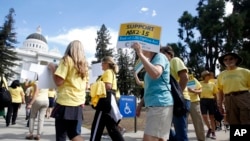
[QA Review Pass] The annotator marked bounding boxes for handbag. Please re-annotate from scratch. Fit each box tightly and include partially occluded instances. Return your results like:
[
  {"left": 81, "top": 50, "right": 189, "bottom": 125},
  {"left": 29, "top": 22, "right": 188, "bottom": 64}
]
[
  {"left": 164, "top": 74, "right": 187, "bottom": 117},
  {"left": 0, "top": 76, "right": 12, "bottom": 109},
  {"left": 91, "top": 72, "right": 116, "bottom": 113},
  {"left": 94, "top": 90, "right": 113, "bottom": 113}
]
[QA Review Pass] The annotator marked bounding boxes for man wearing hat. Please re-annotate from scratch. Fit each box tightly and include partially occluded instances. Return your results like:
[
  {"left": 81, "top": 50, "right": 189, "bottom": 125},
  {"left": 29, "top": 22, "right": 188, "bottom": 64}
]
[{"left": 217, "top": 52, "right": 250, "bottom": 125}]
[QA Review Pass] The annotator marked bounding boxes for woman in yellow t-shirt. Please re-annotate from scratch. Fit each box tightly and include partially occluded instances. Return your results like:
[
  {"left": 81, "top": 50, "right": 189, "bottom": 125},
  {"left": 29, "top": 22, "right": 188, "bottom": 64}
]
[
  {"left": 48, "top": 40, "right": 88, "bottom": 141},
  {"left": 90, "top": 56, "right": 124, "bottom": 141},
  {"left": 187, "top": 74, "right": 206, "bottom": 141},
  {"left": 6, "top": 80, "right": 25, "bottom": 127},
  {"left": 200, "top": 71, "right": 218, "bottom": 139}
]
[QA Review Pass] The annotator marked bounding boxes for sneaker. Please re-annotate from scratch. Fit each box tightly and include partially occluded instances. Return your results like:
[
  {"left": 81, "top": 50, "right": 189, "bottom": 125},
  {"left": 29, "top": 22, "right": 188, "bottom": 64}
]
[
  {"left": 120, "top": 128, "right": 126, "bottom": 135},
  {"left": 211, "top": 132, "right": 216, "bottom": 139},
  {"left": 101, "top": 134, "right": 109, "bottom": 139},
  {"left": 216, "top": 126, "right": 222, "bottom": 131},
  {"left": 206, "top": 129, "right": 211, "bottom": 138}
]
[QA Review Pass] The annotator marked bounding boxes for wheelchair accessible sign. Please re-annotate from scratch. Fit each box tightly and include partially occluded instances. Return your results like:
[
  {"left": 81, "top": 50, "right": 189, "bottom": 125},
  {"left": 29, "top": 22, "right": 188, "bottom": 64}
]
[{"left": 119, "top": 95, "right": 136, "bottom": 118}]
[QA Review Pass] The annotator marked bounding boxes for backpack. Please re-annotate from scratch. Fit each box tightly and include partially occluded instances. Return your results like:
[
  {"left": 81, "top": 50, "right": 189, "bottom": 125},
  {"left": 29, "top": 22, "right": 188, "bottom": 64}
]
[
  {"left": 168, "top": 75, "right": 187, "bottom": 117},
  {"left": 0, "top": 76, "right": 12, "bottom": 109}
]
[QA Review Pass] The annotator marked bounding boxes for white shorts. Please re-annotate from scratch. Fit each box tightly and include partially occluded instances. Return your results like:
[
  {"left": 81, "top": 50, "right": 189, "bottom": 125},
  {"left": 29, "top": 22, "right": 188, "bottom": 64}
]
[{"left": 144, "top": 106, "right": 173, "bottom": 140}]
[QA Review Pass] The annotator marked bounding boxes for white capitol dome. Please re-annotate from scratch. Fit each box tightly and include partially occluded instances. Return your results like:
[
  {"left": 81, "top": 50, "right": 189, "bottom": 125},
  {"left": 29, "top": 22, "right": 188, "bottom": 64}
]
[{"left": 20, "top": 26, "right": 49, "bottom": 52}]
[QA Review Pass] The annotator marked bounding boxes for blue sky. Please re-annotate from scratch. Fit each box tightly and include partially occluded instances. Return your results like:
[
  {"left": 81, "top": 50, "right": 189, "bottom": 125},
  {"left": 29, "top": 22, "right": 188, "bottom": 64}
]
[{"left": 0, "top": 0, "right": 233, "bottom": 63}]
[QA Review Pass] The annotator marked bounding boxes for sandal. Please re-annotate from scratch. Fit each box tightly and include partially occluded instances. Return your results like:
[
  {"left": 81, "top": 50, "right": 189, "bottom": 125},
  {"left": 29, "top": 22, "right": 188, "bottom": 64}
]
[
  {"left": 25, "top": 134, "right": 33, "bottom": 140},
  {"left": 34, "top": 135, "right": 40, "bottom": 140}
]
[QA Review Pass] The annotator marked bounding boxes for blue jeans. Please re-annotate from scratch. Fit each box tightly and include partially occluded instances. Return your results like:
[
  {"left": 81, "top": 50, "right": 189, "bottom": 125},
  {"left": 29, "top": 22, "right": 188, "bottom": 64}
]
[
  {"left": 76, "top": 118, "right": 82, "bottom": 134},
  {"left": 169, "top": 99, "right": 191, "bottom": 141}
]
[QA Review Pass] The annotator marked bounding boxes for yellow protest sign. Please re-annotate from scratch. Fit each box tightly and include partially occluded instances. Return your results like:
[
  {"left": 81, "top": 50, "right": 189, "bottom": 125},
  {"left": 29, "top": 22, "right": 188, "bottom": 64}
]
[{"left": 117, "top": 22, "right": 161, "bottom": 53}]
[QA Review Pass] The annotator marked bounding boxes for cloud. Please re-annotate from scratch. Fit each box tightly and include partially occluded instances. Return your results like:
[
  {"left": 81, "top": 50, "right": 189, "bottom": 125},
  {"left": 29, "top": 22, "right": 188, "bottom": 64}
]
[
  {"left": 140, "top": 7, "right": 149, "bottom": 13},
  {"left": 225, "top": 1, "right": 233, "bottom": 16},
  {"left": 152, "top": 10, "right": 157, "bottom": 17},
  {"left": 47, "top": 26, "right": 118, "bottom": 64},
  {"left": 139, "top": 7, "right": 157, "bottom": 17}
]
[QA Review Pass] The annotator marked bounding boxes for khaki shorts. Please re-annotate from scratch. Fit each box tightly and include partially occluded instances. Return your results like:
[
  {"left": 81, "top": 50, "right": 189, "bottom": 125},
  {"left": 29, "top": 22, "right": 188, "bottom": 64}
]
[{"left": 144, "top": 106, "right": 173, "bottom": 139}]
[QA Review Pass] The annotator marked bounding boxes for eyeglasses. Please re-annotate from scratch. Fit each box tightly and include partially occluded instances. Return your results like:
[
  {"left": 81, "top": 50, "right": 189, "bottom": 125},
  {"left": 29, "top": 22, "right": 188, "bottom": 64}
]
[{"left": 223, "top": 57, "right": 234, "bottom": 62}]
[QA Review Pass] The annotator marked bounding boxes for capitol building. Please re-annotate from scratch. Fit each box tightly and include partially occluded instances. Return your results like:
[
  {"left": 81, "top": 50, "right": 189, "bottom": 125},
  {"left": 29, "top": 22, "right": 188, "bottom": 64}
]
[{"left": 12, "top": 26, "right": 62, "bottom": 82}]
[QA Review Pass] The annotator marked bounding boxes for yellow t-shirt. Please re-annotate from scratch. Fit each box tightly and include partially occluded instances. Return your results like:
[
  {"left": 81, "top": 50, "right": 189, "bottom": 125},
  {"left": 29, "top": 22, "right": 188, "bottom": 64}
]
[
  {"left": 55, "top": 56, "right": 87, "bottom": 106},
  {"left": 209, "top": 79, "right": 217, "bottom": 84},
  {"left": 200, "top": 81, "right": 217, "bottom": 99},
  {"left": 217, "top": 67, "right": 250, "bottom": 95},
  {"left": 170, "top": 57, "right": 190, "bottom": 100},
  {"left": 9, "top": 86, "right": 24, "bottom": 103},
  {"left": 48, "top": 89, "right": 56, "bottom": 98},
  {"left": 101, "top": 69, "right": 122, "bottom": 99},
  {"left": 101, "top": 69, "right": 117, "bottom": 91},
  {"left": 188, "top": 77, "right": 201, "bottom": 102}
]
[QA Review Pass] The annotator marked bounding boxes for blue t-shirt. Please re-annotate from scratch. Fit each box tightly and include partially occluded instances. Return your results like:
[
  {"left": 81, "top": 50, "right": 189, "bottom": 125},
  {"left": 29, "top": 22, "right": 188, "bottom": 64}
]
[{"left": 144, "top": 53, "right": 173, "bottom": 107}]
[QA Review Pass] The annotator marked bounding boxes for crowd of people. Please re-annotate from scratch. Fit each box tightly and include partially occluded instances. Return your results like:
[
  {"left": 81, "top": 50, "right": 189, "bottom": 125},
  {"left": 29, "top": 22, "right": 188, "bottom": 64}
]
[{"left": 0, "top": 39, "right": 249, "bottom": 141}]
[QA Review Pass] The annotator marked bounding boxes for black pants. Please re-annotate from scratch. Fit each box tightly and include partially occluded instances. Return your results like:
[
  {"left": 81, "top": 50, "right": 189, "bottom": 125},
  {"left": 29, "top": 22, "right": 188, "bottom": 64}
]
[
  {"left": 6, "top": 103, "right": 21, "bottom": 126},
  {"left": 5, "top": 103, "right": 12, "bottom": 126},
  {"left": 90, "top": 110, "right": 124, "bottom": 141}
]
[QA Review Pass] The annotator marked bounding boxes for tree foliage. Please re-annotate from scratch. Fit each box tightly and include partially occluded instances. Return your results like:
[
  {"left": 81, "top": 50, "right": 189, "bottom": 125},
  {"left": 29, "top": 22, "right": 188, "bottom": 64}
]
[
  {"left": 226, "top": 0, "right": 250, "bottom": 68},
  {"left": 0, "top": 8, "right": 20, "bottom": 80},
  {"left": 175, "top": 0, "right": 250, "bottom": 78},
  {"left": 92, "top": 24, "right": 113, "bottom": 64},
  {"left": 116, "top": 49, "right": 136, "bottom": 95}
]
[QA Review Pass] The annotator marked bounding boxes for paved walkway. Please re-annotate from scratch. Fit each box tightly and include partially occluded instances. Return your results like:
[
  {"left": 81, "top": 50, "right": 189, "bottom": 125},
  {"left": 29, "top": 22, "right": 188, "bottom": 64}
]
[{"left": 0, "top": 104, "right": 230, "bottom": 141}]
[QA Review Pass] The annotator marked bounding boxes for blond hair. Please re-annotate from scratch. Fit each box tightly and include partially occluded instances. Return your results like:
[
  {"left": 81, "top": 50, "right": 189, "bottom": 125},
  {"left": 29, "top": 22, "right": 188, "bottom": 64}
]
[
  {"left": 63, "top": 40, "right": 88, "bottom": 79},
  {"left": 102, "top": 56, "right": 119, "bottom": 74}
]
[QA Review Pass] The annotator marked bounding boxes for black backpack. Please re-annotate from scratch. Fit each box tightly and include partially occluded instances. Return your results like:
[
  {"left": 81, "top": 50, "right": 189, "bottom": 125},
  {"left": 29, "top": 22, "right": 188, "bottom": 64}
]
[
  {"left": 0, "top": 76, "right": 12, "bottom": 109},
  {"left": 167, "top": 75, "right": 187, "bottom": 117}
]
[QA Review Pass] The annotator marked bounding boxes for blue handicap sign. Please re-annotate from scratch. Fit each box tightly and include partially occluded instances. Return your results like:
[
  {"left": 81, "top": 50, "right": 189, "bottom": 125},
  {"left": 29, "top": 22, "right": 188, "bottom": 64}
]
[{"left": 119, "top": 95, "right": 136, "bottom": 118}]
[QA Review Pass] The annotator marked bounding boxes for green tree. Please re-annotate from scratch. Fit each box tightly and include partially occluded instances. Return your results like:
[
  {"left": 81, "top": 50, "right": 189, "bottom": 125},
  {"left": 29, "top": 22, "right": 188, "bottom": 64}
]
[
  {"left": 177, "top": 10, "right": 205, "bottom": 77},
  {"left": 176, "top": 0, "right": 233, "bottom": 76},
  {"left": 116, "top": 48, "right": 135, "bottom": 95},
  {"left": 225, "top": 0, "right": 250, "bottom": 68},
  {"left": 92, "top": 24, "right": 113, "bottom": 64},
  {"left": 0, "top": 8, "right": 20, "bottom": 80},
  {"left": 196, "top": 0, "right": 225, "bottom": 72}
]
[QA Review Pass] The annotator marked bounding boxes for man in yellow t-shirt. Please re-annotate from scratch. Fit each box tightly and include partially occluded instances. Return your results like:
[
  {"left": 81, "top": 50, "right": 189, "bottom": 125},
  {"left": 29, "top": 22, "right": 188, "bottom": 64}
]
[
  {"left": 160, "top": 46, "right": 189, "bottom": 141},
  {"left": 217, "top": 52, "right": 250, "bottom": 125}
]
